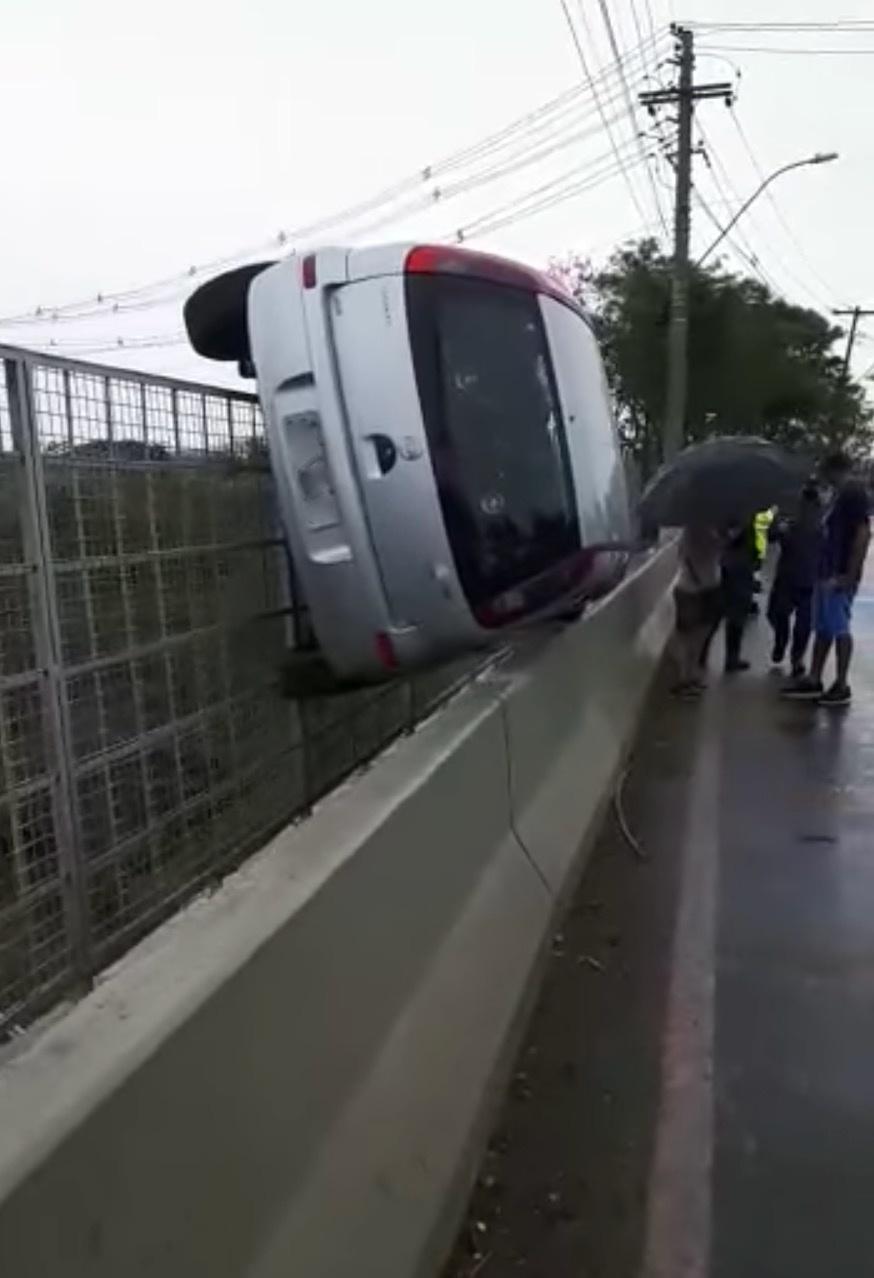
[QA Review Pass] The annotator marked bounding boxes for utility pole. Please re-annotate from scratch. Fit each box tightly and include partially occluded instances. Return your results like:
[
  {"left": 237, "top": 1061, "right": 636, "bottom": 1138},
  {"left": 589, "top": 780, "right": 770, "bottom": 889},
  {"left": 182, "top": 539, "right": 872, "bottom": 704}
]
[
  {"left": 663, "top": 25, "right": 692, "bottom": 464},
  {"left": 833, "top": 306, "right": 874, "bottom": 376},
  {"left": 640, "top": 27, "right": 733, "bottom": 460}
]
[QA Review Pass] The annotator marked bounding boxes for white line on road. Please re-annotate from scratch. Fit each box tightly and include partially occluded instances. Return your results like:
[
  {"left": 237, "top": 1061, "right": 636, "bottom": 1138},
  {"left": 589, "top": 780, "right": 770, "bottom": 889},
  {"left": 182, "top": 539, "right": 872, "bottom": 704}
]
[{"left": 640, "top": 698, "right": 720, "bottom": 1278}]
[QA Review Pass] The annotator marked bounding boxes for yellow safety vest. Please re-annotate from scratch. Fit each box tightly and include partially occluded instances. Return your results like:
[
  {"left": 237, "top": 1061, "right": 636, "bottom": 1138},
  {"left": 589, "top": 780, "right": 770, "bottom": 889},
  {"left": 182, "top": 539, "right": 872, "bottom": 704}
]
[{"left": 754, "top": 508, "right": 774, "bottom": 560}]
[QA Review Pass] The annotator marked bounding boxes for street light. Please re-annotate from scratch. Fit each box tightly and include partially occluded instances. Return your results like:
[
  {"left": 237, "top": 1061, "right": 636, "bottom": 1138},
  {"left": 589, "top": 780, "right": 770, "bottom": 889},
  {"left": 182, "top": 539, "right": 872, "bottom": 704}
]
[{"left": 697, "top": 151, "right": 838, "bottom": 267}]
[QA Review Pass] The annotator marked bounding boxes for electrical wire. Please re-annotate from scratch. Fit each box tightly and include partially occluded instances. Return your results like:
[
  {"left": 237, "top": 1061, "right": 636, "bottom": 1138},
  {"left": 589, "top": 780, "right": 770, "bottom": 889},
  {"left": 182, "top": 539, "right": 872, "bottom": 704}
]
[
  {"left": 451, "top": 139, "right": 645, "bottom": 239},
  {"left": 11, "top": 78, "right": 619, "bottom": 325},
  {"left": 692, "top": 186, "right": 782, "bottom": 294},
  {"left": 559, "top": 0, "right": 652, "bottom": 228},
  {"left": 289, "top": 93, "right": 636, "bottom": 248},
  {"left": 697, "top": 139, "right": 764, "bottom": 272},
  {"left": 593, "top": 0, "right": 671, "bottom": 236},
  {"left": 728, "top": 108, "right": 837, "bottom": 308},
  {"left": 689, "top": 21, "right": 874, "bottom": 32},
  {"left": 700, "top": 44, "right": 874, "bottom": 56},
  {"left": 28, "top": 152, "right": 650, "bottom": 356},
  {"left": 697, "top": 121, "right": 832, "bottom": 313},
  {"left": 25, "top": 144, "right": 647, "bottom": 356},
  {"left": 0, "top": 30, "right": 668, "bottom": 329},
  {"left": 626, "top": 0, "right": 647, "bottom": 55},
  {"left": 453, "top": 156, "right": 649, "bottom": 242},
  {"left": 640, "top": 0, "right": 658, "bottom": 46}
]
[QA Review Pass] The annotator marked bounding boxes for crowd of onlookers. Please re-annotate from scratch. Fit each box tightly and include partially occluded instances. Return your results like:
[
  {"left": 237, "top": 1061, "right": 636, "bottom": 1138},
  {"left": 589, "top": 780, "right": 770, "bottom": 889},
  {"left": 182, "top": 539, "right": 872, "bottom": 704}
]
[{"left": 672, "top": 451, "right": 871, "bottom": 709}]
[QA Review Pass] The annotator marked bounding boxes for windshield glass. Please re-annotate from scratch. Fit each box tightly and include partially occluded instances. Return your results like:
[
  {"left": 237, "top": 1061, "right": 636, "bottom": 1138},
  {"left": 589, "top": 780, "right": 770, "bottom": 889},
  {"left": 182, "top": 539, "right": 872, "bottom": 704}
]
[{"left": 406, "top": 273, "right": 580, "bottom": 614}]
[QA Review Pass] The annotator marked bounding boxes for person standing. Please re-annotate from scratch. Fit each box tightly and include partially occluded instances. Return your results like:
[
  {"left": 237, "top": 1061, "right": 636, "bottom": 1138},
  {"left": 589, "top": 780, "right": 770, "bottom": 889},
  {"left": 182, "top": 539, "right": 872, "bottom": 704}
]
[
  {"left": 784, "top": 452, "right": 870, "bottom": 707},
  {"left": 767, "top": 484, "right": 823, "bottom": 678},
  {"left": 720, "top": 521, "right": 758, "bottom": 672},
  {"left": 672, "top": 525, "right": 723, "bottom": 697}
]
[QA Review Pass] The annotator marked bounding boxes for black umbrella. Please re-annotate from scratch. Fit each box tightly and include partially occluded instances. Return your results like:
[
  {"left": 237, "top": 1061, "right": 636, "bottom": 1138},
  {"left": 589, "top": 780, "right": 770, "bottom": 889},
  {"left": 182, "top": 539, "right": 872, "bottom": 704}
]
[{"left": 639, "top": 436, "right": 807, "bottom": 529}]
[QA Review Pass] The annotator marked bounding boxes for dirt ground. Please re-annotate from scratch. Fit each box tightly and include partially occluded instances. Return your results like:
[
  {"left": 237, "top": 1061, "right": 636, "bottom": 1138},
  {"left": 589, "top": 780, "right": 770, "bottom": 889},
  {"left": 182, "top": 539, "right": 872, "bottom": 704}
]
[{"left": 441, "top": 680, "right": 695, "bottom": 1278}]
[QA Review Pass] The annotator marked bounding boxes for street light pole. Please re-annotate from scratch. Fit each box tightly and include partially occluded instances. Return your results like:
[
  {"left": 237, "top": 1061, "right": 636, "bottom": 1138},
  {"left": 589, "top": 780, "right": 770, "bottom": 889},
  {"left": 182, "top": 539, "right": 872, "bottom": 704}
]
[{"left": 697, "top": 152, "right": 838, "bottom": 267}]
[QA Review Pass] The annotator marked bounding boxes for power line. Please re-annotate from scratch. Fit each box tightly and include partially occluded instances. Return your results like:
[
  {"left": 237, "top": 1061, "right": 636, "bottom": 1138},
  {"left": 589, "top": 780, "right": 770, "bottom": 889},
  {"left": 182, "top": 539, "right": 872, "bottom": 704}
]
[
  {"left": 690, "top": 20, "right": 874, "bottom": 32},
  {"left": 455, "top": 157, "right": 648, "bottom": 242},
  {"left": 701, "top": 44, "right": 874, "bottom": 56},
  {"left": 1, "top": 29, "right": 668, "bottom": 329},
  {"left": 626, "top": 0, "right": 647, "bottom": 52},
  {"left": 728, "top": 108, "right": 837, "bottom": 308},
  {"left": 335, "top": 94, "right": 637, "bottom": 245},
  {"left": 692, "top": 187, "right": 782, "bottom": 293},
  {"left": 63, "top": 91, "right": 641, "bottom": 335},
  {"left": 593, "top": 0, "right": 671, "bottom": 236},
  {"left": 452, "top": 141, "right": 646, "bottom": 240},
  {"left": 559, "top": 0, "right": 652, "bottom": 228},
  {"left": 641, "top": 0, "right": 658, "bottom": 44},
  {"left": 697, "top": 137, "right": 767, "bottom": 279},
  {"left": 697, "top": 121, "right": 833, "bottom": 313},
  {"left": 11, "top": 91, "right": 623, "bottom": 328},
  {"left": 28, "top": 145, "right": 649, "bottom": 356}
]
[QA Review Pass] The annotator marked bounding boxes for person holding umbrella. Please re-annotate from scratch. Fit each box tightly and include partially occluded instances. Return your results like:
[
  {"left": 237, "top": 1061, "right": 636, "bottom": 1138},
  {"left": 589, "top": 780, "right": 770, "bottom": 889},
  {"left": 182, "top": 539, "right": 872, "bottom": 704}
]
[
  {"left": 720, "top": 519, "right": 758, "bottom": 672},
  {"left": 638, "top": 436, "right": 805, "bottom": 693},
  {"left": 672, "top": 523, "right": 724, "bottom": 696}
]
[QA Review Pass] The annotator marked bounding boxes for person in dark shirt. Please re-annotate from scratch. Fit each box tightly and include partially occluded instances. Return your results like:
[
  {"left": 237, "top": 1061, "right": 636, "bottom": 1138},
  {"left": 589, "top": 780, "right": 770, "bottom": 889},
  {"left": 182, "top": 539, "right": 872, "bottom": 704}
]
[
  {"left": 784, "top": 452, "right": 871, "bottom": 706},
  {"left": 767, "top": 483, "right": 823, "bottom": 678},
  {"left": 697, "top": 519, "right": 757, "bottom": 674},
  {"left": 720, "top": 520, "right": 758, "bottom": 672}
]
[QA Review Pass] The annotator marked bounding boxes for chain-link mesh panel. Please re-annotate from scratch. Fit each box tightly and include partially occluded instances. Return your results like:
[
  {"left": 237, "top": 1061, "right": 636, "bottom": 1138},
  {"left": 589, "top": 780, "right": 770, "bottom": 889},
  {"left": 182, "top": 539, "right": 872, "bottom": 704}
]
[
  {"left": 0, "top": 364, "right": 73, "bottom": 1026},
  {"left": 0, "top": 346, "right": 491, "bottom": 1035},
  {"left": 26, "top": 358, "right": 303, "bottom": 973}
]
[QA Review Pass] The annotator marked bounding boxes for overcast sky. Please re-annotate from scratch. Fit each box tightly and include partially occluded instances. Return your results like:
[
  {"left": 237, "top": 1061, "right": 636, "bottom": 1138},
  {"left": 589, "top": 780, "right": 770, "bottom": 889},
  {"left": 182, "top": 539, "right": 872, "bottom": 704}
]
[{"left": 2, "top": 0, "right": 873, "bottom": 385}]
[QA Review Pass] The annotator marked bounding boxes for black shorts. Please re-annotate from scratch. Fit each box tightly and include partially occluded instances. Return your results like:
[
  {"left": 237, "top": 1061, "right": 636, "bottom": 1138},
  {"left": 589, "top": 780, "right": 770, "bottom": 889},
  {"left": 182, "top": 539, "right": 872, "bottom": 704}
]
[{"left": 674, "top": 586, "right": 723, "bottom": 633}]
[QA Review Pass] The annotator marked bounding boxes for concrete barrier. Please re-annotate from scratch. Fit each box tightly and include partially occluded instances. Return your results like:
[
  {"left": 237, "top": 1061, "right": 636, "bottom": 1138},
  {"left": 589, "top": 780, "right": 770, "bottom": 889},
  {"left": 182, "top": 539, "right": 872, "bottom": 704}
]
[
  {"left": 503, "top": 546, "right": 677, "bottom": 893},
  {"left": 0, "top": 544, "right": 676, "bottom": 1278}
]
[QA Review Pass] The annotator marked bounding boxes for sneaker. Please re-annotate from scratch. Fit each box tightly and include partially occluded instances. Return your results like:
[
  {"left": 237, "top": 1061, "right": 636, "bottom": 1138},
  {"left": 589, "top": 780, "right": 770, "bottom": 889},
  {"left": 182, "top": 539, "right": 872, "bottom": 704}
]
[
  {"left": 725, "top": 659, "right": 751, "bottom": 674},
  {"left": 819, "top": 683, "right": 852, "bottom": 708},
  {"left": 771, "top": 647, "right": 786, "bottom": 666},
  {"left": 790, "top": 663, "right": 806, "bottom": 680},
  {"left": 781, "top": 677, "right": 824, "bottom": 700}
]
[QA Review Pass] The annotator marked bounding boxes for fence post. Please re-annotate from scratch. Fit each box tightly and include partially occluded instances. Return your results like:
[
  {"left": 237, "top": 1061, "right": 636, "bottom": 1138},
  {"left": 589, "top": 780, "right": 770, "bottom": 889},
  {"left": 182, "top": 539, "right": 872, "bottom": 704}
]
[{"left": 6, "top": 357, "right": 92, "bottom": 991}]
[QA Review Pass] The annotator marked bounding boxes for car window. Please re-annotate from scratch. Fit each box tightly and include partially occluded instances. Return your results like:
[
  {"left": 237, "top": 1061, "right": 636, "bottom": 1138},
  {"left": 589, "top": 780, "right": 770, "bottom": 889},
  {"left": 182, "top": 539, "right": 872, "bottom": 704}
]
[{"left": 406, "top": 274, "right": 579, "bottom": 612}]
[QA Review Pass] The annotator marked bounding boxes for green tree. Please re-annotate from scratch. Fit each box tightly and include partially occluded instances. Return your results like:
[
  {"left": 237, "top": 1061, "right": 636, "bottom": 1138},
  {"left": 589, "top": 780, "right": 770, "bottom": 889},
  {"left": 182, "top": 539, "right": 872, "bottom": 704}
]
[{"left": 552, "top": 239, "right": 872, "bottom": 475}]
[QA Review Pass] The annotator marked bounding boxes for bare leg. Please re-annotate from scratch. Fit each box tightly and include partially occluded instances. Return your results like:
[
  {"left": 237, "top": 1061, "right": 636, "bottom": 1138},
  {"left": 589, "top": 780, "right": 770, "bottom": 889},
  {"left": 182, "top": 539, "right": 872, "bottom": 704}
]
[
  {"left": 836, "top": 633, "right": 853, "bottom": 686},
  {"left": 809, "top": 634, "right": 832, "bottom": 684}
]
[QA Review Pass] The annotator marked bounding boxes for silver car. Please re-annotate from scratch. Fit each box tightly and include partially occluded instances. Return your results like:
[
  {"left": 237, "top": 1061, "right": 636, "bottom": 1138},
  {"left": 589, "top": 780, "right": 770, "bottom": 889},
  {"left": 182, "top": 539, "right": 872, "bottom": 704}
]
[{"left": 185, "top": 243, "right": 632, "bottom": 683}]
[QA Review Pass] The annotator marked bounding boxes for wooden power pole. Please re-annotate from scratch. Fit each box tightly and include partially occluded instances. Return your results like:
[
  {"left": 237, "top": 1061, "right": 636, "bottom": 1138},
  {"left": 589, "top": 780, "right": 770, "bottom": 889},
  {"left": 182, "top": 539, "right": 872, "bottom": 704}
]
[
  {"left": 833, "top": 306, "right": 874, "bottom": 376},
  {"left": 640, "top": 27, "right": 733, "bottom": 460}
]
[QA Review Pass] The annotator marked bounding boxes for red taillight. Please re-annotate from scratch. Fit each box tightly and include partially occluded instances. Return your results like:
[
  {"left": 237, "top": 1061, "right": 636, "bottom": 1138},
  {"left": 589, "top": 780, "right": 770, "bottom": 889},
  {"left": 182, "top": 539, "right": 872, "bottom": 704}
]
[
  {"left": 404, "top": 244, "right": 582, "bottom": 314},
  {"left": 374, "top": 631, "right": 398, "bottom": 671},
  {"left": 302, "top": 254, "right": 317, "bottom": 289}
]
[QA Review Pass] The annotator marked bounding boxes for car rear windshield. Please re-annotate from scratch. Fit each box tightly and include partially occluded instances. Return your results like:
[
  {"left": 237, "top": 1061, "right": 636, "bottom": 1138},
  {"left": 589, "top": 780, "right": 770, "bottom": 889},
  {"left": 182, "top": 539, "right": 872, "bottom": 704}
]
[{"left": 406, "top": 273, "right": 580, "bottom": 614}]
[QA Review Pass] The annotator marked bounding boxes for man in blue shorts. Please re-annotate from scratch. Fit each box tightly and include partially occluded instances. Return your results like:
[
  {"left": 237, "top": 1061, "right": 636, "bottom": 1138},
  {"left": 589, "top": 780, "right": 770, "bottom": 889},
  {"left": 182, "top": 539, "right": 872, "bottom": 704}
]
[{"left": 784, "top": 451, "right": 870, "bottom": 707}]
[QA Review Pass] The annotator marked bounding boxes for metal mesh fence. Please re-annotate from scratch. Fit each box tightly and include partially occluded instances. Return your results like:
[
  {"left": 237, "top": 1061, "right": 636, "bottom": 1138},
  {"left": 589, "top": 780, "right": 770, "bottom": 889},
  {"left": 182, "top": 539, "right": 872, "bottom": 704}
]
[{"left": 0, "top": 346, "right": 484, "bottom": 1035}]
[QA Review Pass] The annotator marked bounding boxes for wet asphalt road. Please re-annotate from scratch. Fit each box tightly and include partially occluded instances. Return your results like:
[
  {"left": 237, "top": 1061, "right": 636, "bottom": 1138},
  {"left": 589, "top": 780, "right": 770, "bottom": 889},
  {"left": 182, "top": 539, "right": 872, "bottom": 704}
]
[{"left": 444, "top": 576, "right": 874, "bottom": 1278}]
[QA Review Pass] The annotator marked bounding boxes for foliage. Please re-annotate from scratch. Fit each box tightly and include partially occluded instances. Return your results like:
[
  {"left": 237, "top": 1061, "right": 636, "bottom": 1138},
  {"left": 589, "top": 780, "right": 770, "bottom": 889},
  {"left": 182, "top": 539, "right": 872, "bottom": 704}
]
[{"left": 551, "top": 239, "right": 873, "bottom": 475}]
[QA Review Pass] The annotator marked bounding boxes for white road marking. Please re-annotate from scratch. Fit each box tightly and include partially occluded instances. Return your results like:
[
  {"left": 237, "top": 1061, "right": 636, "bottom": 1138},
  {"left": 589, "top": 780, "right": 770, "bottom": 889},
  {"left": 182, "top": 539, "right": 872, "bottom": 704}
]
[{"left": 640, "top": 699, "right": 720, "bottom": 1278}]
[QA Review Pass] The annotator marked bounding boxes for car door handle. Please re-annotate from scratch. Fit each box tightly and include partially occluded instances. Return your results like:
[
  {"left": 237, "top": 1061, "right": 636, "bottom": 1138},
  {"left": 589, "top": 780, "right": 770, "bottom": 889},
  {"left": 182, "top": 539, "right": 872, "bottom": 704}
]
[{"left": 364, "top": 433, "right": 398, "bottom": 476}]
